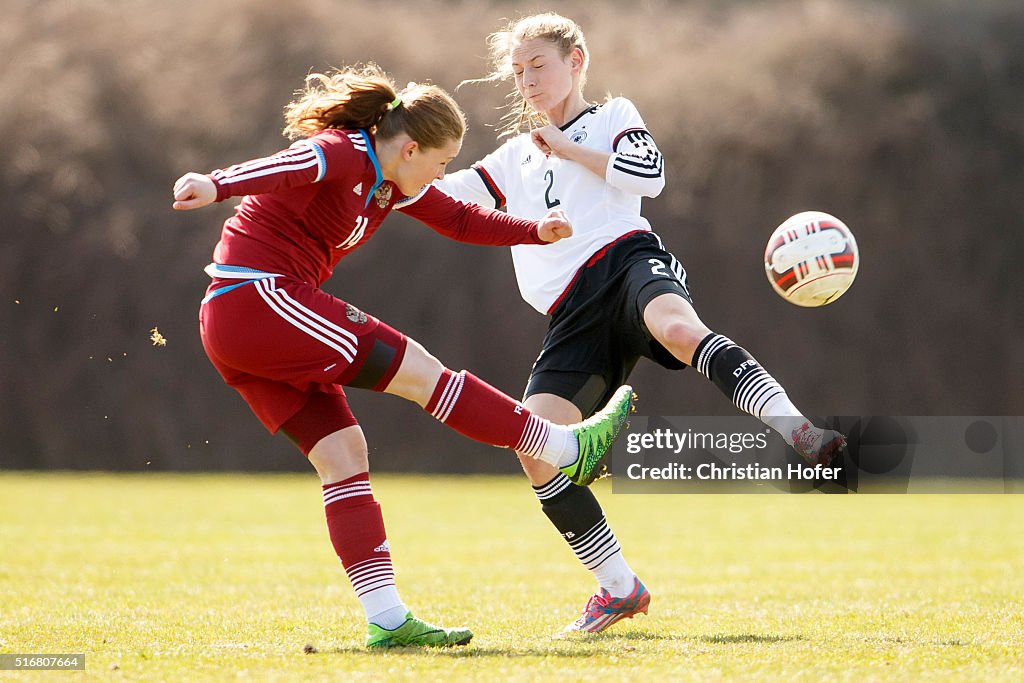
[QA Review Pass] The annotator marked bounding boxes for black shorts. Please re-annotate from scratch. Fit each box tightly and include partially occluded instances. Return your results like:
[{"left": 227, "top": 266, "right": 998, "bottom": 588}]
[{"left": 524, "top": 230, "right": 693, "bottom": 417}]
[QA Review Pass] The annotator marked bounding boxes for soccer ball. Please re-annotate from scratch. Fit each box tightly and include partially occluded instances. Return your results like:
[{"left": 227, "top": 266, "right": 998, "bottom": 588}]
[{"left": 764, "top": 211, "right": 859, "bottom": 307}]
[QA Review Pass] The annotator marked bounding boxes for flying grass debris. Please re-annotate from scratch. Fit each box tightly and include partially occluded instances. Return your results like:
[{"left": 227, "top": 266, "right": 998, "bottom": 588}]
[{"left": 150, "top": 327, "right": 167, "bottom": 346}]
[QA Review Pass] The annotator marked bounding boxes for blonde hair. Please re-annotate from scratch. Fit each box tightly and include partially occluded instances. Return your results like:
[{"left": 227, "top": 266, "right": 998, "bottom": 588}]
[
  {"left": 465, "top": 13, "right": 589, "bottom": 137},
  {"left": 283, "top": 63, "right": 465, "bottom": 149}
]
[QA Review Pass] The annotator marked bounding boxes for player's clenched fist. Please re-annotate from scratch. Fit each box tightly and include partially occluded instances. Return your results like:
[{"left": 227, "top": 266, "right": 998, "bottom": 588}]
[
  {"left": 536, "top": 209, "right": 573, "bottom": 243},
  {"left": 172, "top": 172, "right": 217, "bottom": 210}
]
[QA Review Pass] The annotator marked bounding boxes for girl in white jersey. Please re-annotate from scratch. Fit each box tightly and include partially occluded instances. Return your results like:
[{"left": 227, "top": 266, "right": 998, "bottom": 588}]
[{"left": 436, "top": 13, "right": 846, "bottom": 635}]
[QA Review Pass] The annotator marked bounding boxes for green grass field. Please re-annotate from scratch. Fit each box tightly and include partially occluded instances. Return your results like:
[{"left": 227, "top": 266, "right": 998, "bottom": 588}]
[{"left": 1, "top": 472, "right": 1021, "bottom": 681}]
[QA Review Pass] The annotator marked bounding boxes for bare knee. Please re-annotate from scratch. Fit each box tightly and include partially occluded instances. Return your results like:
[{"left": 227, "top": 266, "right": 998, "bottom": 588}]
[
  {"left": 517, "top": 450, "right": 561, "bottom": 486},
  {"left": 382, "top": 338, "right": 444, "bottom": 406},
  {"left": 643, "top": 294, "right": 711, "bottom": 364},
  {"left": 307, "top": 426, "right": 369, "bottom": 484},
  {"left": 515, "top": 393, "right": 581, "bottom": 486},
  {"left": 656, "top": 319, "right": 709, "bottom": 362}
]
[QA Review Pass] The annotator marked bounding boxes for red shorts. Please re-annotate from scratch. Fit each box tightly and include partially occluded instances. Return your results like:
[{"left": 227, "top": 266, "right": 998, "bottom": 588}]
[{"left": 199, "top": 276, "right": 407, "bottom": 436}]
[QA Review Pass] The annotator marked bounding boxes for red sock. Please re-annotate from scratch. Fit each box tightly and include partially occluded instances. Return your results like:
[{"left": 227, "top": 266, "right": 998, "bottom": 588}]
[
  {"left": 322, "top": 473, "right": 402, "bottom": 616},
  {"left": 424, "top": 369, "right": 551, "bottom": 456}
]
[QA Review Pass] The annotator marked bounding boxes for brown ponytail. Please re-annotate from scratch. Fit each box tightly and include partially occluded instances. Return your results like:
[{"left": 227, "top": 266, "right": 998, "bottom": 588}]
[{"left": 283, "top": 63, "right": 465, "bottom": 150}]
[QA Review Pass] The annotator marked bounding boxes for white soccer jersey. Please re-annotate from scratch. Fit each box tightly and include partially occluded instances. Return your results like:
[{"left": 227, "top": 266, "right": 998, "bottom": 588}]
[{"left": 434, "top": 97, "right": 665, "bottom": 313}]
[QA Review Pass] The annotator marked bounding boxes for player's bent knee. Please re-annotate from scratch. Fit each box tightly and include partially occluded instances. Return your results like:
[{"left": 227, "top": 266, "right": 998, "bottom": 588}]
[
  {"left": 657, "top": 320, "right": 708, "bottom": 362},
  {"left": 307, "top": 426, "right": 370, "bottom": 484},
  {"left": 517, "top": 450, "right": 560, "bottom": 484},
  {"left": 383, "top": 338, "right": 444, "bottom": 405}
]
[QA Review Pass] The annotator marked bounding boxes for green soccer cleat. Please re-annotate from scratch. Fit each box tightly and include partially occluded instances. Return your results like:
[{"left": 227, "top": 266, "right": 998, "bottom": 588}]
[
  {"left": 561, "top": 385, "right": 636, "bottom": 486},
  {"left": 365, "top": 612, "right": 473, "bottom": 649}
]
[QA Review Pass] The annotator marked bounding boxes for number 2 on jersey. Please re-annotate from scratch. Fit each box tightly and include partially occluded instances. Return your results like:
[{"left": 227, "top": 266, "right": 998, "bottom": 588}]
[{"left": 544, "top": 169, "right": 561, "bottom": 209}]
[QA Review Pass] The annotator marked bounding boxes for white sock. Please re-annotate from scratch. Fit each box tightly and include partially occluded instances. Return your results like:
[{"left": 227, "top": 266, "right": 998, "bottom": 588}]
[
  {"left": 593, "top": 554, "right": 637, "bottom": 598},
  {"left": 515, "top": 414, "right": 580, "bottom": 467},
  {"left": 534, "top": 424, "right": 579, "bottom": 468},
  {"left": 363, "top": 587, "right": 408, "bottom": 629},
  {"left": 760, "top": 393, "right": 807, "bottom": 446}
]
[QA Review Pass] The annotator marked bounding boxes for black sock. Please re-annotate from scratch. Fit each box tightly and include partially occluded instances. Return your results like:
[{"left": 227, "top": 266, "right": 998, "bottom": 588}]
[
  {"left": 533, "top": 474, "right": 621, "bottom": 571},
  {"left": 691, "top": 332, "right": 788, "bottom": 418}
]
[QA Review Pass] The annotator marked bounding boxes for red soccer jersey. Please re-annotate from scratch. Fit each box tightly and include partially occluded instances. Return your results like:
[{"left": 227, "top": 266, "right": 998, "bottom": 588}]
[{"left": 207, "top": 128, "right": 545, "bottom": 286}]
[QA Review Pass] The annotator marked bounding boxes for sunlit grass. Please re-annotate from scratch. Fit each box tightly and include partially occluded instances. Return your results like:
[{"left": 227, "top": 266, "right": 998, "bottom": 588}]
[{"left": 1, "top": 473, "right": 1021, "bottom": 681}]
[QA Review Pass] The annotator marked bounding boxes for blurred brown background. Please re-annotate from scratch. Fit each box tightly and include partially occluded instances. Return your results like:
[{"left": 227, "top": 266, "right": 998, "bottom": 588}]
[{"left": 2, "top": 0, "right": 1022, "bottom": 471}]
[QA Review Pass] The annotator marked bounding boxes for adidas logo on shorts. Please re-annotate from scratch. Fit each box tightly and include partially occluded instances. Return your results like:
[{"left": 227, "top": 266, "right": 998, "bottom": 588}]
[{"left": 373, "top": 540, "right": 390, "bottom": 553}]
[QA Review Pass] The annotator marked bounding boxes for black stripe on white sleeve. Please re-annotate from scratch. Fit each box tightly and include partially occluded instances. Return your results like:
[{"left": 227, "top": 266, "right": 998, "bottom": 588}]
[
  {"left": 472, "top": 164, "right": 506, "bottom": 209},
  {"left": 611, "top": 128, "right": 664, "bottom": 178},
  {"left": 613, "top": 154, "right": 664, "bottom": 178}
]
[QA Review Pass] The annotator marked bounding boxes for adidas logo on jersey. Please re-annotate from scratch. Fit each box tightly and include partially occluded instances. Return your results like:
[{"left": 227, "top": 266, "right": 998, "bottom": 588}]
[
  {"left": 373, "top": 540, "right": 390, "bottom": 553},
  {"left": 522, "top": 154, "right": 532, "bottom": 165},
  {"left": 352, "top": 182, "right": 363, "bottom": 196}
]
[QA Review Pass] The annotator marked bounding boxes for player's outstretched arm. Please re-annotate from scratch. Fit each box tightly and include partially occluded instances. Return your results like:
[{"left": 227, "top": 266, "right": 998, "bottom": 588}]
[
  {"left": 172, "top": 172, "right": 217, "bottom": 211},
  {"left": 398, "top": 185, "right": 567, "bottom": 246}
]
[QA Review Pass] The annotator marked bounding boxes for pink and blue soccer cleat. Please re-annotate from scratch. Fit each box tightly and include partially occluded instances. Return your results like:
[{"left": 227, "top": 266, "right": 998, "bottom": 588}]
[
  {"left": 560, "top": 577, "right": 651, "bottom": 635},
  {"left": 791, "top": 422, "right": 847, "bottom": 467}
]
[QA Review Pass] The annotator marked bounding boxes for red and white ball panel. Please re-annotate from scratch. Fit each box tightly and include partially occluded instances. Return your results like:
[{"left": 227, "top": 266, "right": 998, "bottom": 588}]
[{"left": 764, "top": 211, "right": 859, "bottom": 307}]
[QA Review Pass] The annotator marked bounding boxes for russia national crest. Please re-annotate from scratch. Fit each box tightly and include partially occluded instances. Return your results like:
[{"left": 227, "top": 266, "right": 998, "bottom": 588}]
[
  {"left": 374, "top": 184, "right": 393, "bottom": 208},
  {"left": 345, "top": 304, "right": 367, "bottom": 324}
]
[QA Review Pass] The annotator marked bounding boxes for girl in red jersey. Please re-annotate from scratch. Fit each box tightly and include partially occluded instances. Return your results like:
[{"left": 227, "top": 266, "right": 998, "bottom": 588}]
[{"left": 171, "top": 64, "right": 635, "bottom": 648}]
